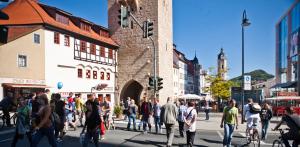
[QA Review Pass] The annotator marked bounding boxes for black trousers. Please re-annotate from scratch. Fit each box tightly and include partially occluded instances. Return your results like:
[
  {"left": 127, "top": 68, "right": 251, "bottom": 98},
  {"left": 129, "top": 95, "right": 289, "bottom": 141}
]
[
  {"left": 178, "top": 121, "right": 184, "bottom": 137},
  {"left": 186, "top": 130, "right": 196, "bottom": 146},
  {"left": 11, "top": 129, "right": 32, "bottom": 147}
]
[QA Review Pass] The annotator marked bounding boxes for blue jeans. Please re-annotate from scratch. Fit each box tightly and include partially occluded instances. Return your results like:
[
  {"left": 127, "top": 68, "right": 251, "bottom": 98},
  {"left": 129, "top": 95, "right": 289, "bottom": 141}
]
[
  {"left": 261, "top": 120, "right": 269, "bottom": 140},
  {"left": 223, "top": 123, "right": 235, "bottom": 147},
  {"left": 154, "top": 116, "right": 161, "bottom": 133},
  {"left": 127, "top": 114, "right": 136, "bottom": 130},
  {"left": 142, "top": 115, "right": 151, "bottom": 132},
  {"left": 31, "top": 126, "right": 57, "bottom": 147},
  {"left": 83, "top": 130, "right": 99, "bottom": 147}
]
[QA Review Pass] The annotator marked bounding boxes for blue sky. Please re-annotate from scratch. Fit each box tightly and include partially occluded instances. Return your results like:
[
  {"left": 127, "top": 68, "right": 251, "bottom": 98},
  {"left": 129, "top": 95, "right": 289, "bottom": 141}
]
[{"left": 1, "top": 0, "right": 295, "bottom": 78}]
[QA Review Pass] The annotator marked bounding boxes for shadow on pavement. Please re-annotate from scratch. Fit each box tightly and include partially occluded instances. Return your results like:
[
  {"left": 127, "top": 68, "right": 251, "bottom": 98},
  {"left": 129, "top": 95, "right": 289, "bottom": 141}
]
[{"left": 202, "top": 138, "right": 223, "bottom": 144}]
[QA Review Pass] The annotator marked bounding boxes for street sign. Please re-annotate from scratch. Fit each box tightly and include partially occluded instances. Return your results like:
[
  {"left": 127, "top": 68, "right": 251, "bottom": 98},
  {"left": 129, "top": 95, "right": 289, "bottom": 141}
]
[{"left": 244, "top": 75, "right": 251, "bottom": 90}]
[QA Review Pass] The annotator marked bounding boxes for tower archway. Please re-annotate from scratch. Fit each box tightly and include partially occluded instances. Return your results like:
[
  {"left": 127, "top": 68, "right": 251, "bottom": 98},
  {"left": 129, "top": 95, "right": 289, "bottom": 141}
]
[{"left": 120, "top": 80, "right": 143, "bottom": 105}]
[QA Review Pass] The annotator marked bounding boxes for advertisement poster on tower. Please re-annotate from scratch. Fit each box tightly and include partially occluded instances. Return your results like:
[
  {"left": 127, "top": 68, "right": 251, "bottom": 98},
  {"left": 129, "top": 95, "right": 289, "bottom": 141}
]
[{"left": 290, "top": 30, "right": 300, "bottom": 57}]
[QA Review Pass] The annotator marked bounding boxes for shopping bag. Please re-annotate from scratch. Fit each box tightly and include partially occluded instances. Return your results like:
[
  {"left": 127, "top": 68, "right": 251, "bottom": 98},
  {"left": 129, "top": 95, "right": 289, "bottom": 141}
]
[{"left": 100, "top": 122, "right": 106, "bottom": 135}]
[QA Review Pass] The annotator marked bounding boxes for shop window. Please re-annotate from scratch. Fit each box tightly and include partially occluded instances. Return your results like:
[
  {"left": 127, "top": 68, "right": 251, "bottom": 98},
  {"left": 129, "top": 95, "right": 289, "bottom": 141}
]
[
  {"left": 86, "top": 70, "right": 91, "bottom": 79},
  {"left": 105, "top": 94, "right": 111, "bottom": 102},
  {"left": 54, "top": 32, "right": 60, "bottom": 44},
  {"left": 78, "top": 69, "right": 82, "bottom": 78},
  {"left": 107, "top": 72, "right": 110, "bottom": 80},
  {"left": 93, "top": 71, "right": 97, "bottom": 79},
  {"left": 80, "top": 41, "right": 87, "bottom": 52},
  {"left": 100, "top": 72, "right": 104, "bottom": 80},
  {"left": 98, "top": 94, "right": 103, "bottom": 103},
  {"left": 90, "top": 44, "right": 96, "bottom": 55},
  {"left": 18, "top": 55, "right": 27, "bottom": 67},
  {"left": 100, "top": 46, "right": 105, "bottom": 57},
  {"left": 64, "top": 35, "right": 70, "bottom": 46},
  {"left": 34, "top": 34, "right": 40, "bottom": 44}
]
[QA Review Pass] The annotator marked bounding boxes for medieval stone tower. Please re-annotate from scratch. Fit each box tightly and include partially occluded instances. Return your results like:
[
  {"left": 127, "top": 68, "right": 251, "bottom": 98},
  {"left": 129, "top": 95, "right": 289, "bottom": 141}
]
[
  {"left": 218, "top": 48, "right": 227, "bottom": 80},
  {"left": 108, "top": 0, "right": 173, "bottom": 104}
]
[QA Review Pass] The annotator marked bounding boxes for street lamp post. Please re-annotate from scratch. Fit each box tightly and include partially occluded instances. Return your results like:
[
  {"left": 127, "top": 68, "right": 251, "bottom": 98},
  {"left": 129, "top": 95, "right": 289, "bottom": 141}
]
[{"left": 241, "top": 10, "right": 250, "bottom": 124}]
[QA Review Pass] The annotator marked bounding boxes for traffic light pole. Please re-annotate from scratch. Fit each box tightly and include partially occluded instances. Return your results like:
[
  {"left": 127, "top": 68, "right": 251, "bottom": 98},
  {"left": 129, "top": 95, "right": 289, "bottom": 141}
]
[{"left": 128, "top": 11, "right": 157, "bottom": 97}]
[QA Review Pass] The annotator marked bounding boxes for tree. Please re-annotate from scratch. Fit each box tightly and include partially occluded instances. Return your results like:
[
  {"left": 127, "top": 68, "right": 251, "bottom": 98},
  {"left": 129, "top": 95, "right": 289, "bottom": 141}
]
[{"left": 204, "top": 68, "right": 233, "bottom": 100}]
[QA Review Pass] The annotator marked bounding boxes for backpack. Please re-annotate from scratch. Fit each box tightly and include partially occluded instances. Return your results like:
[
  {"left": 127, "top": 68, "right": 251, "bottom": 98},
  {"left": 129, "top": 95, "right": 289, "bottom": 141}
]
[{"left": 249, "top": 103, "right": 261, "bottom": 114}]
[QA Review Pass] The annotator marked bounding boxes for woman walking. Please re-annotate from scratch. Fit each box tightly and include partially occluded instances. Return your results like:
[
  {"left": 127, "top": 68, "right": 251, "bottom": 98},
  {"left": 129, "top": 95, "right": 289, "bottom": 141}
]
[
  {"left": 31, "top": 94, "right": 57, "bottom": 147},
  {"left": 220, "top": 99, "right": 239, "bottom": 147},
  {"left": 81, "top": 99, "right": 101, "bottom": 147},
  {"left": 184, "top": 101, "right": 197, "bottom": 147},
  {"left": 260, "top": 102, "right": 272, "bottom": 140},
  {"left": 11, "top": 97, "right": 32, "bottom": 147}
]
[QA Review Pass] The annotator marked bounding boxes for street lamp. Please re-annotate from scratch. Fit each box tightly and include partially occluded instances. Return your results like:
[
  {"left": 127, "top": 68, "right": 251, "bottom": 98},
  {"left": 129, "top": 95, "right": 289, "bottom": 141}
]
[{"left": 241, "top": 10, "right": 250, "bottom": 124}]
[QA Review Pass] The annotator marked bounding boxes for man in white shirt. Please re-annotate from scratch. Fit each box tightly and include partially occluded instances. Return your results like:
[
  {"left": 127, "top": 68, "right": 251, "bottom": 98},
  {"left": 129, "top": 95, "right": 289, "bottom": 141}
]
[{"left": 243, "top": 98, "right": 260, "bottom": 137}]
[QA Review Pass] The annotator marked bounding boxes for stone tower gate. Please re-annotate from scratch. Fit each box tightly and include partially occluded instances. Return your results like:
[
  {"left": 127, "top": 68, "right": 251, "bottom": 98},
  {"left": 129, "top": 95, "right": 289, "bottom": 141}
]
[{"left": 108, "top": 0, "right": 173, "bottom": 105}]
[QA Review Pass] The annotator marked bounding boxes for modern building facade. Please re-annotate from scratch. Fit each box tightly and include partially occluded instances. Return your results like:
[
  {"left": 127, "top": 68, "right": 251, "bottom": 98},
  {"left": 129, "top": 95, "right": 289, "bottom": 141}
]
[
  {"left": 275, "top": 0, "right": 300, "bottom": 95},
  {"left": 108, "top": 0, "right": 173, "bottom": 104},
  {"left": 0, "top": 0, "right": 118, "bottom": 102}
]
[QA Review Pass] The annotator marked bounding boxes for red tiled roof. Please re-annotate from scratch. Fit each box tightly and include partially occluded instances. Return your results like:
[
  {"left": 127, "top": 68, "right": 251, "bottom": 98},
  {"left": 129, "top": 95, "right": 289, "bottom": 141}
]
[{"left": 0, "top": 0, "right": 118, "bottom": 48}]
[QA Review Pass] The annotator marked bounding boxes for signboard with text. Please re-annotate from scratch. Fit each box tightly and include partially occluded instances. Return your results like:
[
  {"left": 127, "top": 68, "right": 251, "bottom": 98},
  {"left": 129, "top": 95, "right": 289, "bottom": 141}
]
[{"left": 244, "top": 75, "right": 251, "bottom": 90}]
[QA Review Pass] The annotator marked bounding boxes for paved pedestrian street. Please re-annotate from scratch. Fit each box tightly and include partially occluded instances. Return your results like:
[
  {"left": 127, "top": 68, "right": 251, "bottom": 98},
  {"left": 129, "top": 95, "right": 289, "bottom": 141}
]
[{"left": 0, "top": 113, "right": 284, "bottom": 147}]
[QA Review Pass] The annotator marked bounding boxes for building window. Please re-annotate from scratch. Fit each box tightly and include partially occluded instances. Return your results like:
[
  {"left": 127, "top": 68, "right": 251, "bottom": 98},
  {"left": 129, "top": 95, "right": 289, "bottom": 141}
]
[
  {"left": 18, "top": 55, "right": 27, "bottom": 67},
  {"left": 107, "top": 73, "right": 110, "bottom": 80},
  {"left": 56, "top": 13, "right": 69, "bottom": 25},
  {"left": 100, "top": 47, "right": 105, "bottom": 57},
  {"left": 54, "top": 32, "right": 60, "bottom": 44},
  {"left": 34, "top": 34, "right": 40, "bottom": 44},
  {"left": 100, "top": 72, "right": 104, "bottom": 80},
  {"left": 64, "top": 35, "right": 70, "bottom": 46},
  {"left": 78, "top": 69, "right": 83, "bottom": 78},
  {"left": 90, "top": 44, "right": 96, "bottom": 55},
  {"left": 80, "top": 22, "right": 91, "bottom": 32},
  {"left": 108, "top": 49, "right": 113, "bottom": 59},
  {"left": 86, "top": 70, "right": 91, "bottom": 79},
  {"left": 93, "top": 71, "right": 97, "bottom": 79},
  {"left": 80, "top": 41, "right": 87, "bottom": 52}
]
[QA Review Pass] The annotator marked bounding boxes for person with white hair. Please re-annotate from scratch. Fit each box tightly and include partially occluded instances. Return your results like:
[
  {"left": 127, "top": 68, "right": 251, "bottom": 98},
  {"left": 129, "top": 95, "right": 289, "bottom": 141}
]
[
  {"left": 127, "top": 99, "right": 138, "bottom": 131},
  {"left": 160, "top": 97, "right": 178, "bottom": 147}
]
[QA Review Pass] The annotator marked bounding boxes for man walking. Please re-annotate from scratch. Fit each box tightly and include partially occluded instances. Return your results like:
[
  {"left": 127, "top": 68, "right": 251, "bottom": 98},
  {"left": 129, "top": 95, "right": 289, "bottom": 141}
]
[
  {"left": 140, "top": 97, "right": 152, "bottom": 133},
  {"left": 160, "top": 97, "right": 178, "bottom": 147}
]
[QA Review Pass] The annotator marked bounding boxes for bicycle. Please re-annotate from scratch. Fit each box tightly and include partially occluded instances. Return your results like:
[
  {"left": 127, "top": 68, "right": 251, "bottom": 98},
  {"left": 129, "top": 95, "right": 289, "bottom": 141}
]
[
  {"left": 0, "top": 110, "right": 17, "bottom": 127},
  {"left": 246, "top": 125, "right": 261, "bottom": 147},
  {"left": 272, "top": 128, "right": 299, "bottom": 147}
]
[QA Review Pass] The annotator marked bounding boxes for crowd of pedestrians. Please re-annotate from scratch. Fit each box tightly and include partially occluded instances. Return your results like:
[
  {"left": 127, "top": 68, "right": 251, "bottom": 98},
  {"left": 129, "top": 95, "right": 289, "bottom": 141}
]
[
  {"left": 1, "top": 91, "right": 300, "bottom": 147},
  {"left": 0, "top": 89, "right": 115, "bottom": 147}
]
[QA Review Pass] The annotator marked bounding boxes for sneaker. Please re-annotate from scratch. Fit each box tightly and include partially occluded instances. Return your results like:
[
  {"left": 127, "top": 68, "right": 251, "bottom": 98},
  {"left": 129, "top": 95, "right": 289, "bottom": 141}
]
[
  {"left": 100, "top": 137, "right": 105, "bottom": 140},
  {"left": 143, "top": 131, "right": 147, "bottom": 134}
]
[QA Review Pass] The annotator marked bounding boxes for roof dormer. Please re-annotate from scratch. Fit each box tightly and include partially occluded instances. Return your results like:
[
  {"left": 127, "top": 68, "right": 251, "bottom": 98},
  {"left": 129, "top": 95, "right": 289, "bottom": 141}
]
[{"left": 55, "top": 12, "right": 69, "bottom": 25}]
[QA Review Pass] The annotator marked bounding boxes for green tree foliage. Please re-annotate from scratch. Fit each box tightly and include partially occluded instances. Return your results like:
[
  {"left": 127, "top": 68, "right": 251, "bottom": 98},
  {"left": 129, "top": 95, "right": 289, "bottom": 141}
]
[{"left": 204, "top": 68, "right": 233, "bottom": 100}]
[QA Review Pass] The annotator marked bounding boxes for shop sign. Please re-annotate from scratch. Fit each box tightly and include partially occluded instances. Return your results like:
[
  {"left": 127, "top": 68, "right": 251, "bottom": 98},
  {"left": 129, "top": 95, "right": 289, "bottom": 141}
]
[
  {"left": 277, "top": 91, "right": 298, "bottom": 96},
  {"left": 12, "top": 78, "right": 45, "bottom": 85}
]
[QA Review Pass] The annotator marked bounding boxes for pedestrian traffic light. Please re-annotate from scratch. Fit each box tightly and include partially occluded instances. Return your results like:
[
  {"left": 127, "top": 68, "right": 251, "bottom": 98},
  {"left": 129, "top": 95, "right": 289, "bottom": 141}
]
[
  {"left": 156, "top": 77, "right": 163, "bottom": 91},
  {"left": 142, "top": 20, "right": 154, "bottom": 38},
  {"left": 118, "top": 5, "right": 129, "bottom": 28}
]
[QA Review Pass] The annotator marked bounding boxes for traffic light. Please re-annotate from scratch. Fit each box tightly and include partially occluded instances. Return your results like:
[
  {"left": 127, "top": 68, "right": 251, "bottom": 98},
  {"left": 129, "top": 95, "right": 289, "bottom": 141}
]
[
  {"left": 143, "top": 20, "right": 154, "bottom": 38},
  {"left": 118, "top": 5, "right": 129, "bottom": 28},
  {"left": 148, "top": 76, "right": 155, "bottom": 90},
  {"left": 156, "top": 77, "right": 163, "bottom": 91},
  {"left": 147, "top": 20, "right": 154, "bottom": 37}
]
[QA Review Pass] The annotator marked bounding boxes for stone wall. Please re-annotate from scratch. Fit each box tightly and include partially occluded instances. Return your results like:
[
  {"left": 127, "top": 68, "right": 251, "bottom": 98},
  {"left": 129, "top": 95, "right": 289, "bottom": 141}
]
[{"left": 108, "top": 0, "right": 173, "bottom": 104}]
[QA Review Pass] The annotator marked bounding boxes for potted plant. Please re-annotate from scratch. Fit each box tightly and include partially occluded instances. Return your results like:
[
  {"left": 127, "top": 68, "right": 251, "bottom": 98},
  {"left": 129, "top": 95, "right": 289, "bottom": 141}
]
[{"left": 114, "top": 105, "right": 122, "bottom": 118}]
